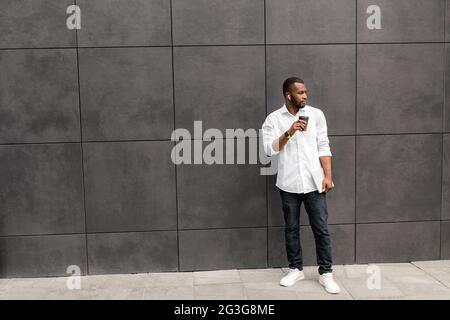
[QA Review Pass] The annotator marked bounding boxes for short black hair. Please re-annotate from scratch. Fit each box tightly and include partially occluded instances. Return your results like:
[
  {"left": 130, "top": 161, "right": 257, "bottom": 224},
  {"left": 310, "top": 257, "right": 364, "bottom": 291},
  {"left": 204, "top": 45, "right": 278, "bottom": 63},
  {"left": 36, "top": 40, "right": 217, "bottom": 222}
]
[{"left": 282, "top": 77, "right": 305, "bottom": 95}]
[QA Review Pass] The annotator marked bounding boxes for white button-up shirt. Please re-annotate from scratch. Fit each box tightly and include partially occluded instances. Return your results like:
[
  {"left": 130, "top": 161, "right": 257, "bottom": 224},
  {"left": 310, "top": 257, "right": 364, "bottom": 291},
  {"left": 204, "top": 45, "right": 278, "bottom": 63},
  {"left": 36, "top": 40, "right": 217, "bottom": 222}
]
[{"left": 261, "top": 104, "right": 332, "bottom": 194}]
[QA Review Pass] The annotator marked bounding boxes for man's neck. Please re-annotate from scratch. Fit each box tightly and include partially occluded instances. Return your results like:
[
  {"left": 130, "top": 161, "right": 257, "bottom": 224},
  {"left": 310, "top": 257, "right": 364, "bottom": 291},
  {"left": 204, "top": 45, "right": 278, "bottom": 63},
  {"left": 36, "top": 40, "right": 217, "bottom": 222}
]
[{"left": 286, "top": 103, "right": 301, "bottom": 116}]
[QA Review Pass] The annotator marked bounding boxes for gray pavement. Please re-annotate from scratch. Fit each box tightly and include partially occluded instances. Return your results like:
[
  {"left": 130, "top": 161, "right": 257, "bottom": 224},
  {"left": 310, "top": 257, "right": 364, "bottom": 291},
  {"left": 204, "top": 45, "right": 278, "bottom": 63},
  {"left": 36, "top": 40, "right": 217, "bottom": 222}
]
[{"left": 1, "top": 260, "right": 450, "bottom": 300}]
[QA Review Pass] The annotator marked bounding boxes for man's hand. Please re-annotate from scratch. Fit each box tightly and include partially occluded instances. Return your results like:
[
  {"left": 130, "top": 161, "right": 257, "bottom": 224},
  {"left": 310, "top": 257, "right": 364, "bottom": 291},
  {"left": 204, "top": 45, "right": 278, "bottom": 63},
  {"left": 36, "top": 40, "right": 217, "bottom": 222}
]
[
  {"left": 275, "top": 119, "right": 309, "bottom": 152},
  {"left": 288, "top": 119, "right": 307, "bottom": 135},
  {"left": 322, "top": 177, "right": 334, "bottom": 193}
]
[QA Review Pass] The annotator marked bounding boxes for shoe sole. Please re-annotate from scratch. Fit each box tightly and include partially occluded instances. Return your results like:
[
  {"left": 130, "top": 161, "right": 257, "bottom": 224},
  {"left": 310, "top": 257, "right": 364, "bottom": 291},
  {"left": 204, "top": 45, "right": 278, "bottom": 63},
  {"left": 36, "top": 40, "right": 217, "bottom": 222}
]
[{"left": 279, "top": 274, "right": 305, "bottom": 287}]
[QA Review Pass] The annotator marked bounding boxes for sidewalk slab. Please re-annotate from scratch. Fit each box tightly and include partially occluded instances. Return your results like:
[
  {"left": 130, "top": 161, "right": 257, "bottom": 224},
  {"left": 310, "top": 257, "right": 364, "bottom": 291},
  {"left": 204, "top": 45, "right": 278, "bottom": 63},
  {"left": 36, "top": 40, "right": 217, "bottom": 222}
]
[
  {"left": 193, "top": 270, "right": 241, "bottom": 285},
  {"left": 148, "top": 272, "right": 194, "bottom": 287},
  {"left": 339, "top": 276, "right": 405, "bottom": 299},
  {"left": 245, "top": 288, "right": 299, "bottom": 300},
  {"left": 295, "top": 291, "right": 354, "bottom": 300},
  {"left": 412, "top": 260, "right": 450, "bottom": 268},
  {"left": 411, "top": 260, "right": 450, "bottom": 288},
  {"left": 239, "top": 268, "right": 284, "bottom": 283},
  {"left": 194, "top": 283, "right": 246, "bottom": 300},
  {"left": 374, "top": 263, "right": 428, "bottom": 277},
  {"left": 243, "top": 280, "right": 304, "bottom": 293},
  {"left": 143, "top": 286, "right": 194, "bottom": 300},
  {"left": 344, "top": 264, "right": 369, "bottom": 278},
  {"left": 80, "top": 273, "right": 153, "bottom": 290},
  {"left": 386, "top": 273, "right": 450, "bottom": 298}
]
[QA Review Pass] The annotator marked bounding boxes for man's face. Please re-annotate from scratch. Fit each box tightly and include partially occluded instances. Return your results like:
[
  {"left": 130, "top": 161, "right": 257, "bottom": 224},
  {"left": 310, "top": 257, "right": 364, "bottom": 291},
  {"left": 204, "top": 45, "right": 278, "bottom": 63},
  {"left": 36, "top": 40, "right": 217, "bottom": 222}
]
[{"left": 288, "top": 82, "right": 308, "bottom": 108}]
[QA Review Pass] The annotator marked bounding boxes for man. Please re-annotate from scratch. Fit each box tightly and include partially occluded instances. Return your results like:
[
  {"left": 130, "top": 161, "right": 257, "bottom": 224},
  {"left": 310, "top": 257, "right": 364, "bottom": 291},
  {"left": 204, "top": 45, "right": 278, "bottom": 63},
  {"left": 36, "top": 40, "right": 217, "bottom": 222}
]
[{"left": 261, "top": 77, "right": 340, "bottom": 294}]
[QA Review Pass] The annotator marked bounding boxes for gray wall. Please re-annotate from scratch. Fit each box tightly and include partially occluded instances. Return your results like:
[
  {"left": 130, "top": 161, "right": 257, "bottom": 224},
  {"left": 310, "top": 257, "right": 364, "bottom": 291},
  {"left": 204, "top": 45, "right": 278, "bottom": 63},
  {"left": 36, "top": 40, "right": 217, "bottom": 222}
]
[{"left": 0, "top": 0, "right": 449, "bottom": 277}]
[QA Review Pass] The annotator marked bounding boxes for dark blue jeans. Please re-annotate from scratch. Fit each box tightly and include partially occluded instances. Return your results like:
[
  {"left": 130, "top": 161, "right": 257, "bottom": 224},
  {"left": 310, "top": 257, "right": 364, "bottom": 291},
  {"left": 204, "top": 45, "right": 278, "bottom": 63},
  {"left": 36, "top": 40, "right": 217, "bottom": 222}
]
[{"left": 279, "top": 188, "right": 333, "bottom": 275}]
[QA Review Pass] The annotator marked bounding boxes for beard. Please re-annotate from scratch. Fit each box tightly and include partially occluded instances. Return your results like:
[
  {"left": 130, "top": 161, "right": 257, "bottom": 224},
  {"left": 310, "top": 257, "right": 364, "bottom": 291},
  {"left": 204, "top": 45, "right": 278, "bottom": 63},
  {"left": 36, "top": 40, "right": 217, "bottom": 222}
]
[{"left": 291, "top": 96, "right": 304, "bottom": 109}]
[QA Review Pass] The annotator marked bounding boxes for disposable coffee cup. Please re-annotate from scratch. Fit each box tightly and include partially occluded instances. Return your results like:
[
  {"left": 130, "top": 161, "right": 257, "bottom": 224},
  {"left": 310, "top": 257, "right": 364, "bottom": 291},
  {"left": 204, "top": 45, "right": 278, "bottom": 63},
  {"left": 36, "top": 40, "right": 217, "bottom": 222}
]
[{"left": 299, "top": 116, "right": 309, "bottom": 130}]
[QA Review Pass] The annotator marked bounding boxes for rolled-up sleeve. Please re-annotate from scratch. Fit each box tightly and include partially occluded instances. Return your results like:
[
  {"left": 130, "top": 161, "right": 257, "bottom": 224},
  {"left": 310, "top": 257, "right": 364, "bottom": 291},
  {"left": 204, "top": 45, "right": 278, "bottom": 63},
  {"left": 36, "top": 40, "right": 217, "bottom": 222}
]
[
  {"left": 316, "top": 110, "right": 332, "bottom": 157},
  {"left": 261, "top": 115, "right": 280, "bottom": 157}
]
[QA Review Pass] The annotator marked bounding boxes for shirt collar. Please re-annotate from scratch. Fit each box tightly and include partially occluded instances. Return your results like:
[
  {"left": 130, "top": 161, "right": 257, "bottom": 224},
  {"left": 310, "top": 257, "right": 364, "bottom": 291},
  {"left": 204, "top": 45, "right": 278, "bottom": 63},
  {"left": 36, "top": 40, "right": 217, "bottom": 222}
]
[{"left": 282, "top": 104, "right": 308, "bottom": 117}]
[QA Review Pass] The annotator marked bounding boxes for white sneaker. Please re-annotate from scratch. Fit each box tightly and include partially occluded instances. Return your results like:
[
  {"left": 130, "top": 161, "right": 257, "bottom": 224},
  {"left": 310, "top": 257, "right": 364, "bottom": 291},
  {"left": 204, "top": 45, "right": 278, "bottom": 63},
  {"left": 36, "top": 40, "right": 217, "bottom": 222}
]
[
  {"left": 318, "top": 272, "right": 340, "bottom": 294},
  {"left": 280, "top": 268, "right": 305, "bottom": 287}
]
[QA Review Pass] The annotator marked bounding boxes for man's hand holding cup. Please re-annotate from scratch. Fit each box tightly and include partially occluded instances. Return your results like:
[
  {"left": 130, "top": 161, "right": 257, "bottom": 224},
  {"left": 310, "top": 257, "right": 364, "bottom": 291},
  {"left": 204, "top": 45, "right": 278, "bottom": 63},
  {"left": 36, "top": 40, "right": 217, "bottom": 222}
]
[{"left": 288, "top": 116, "right": 309, "bottom": 136}]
